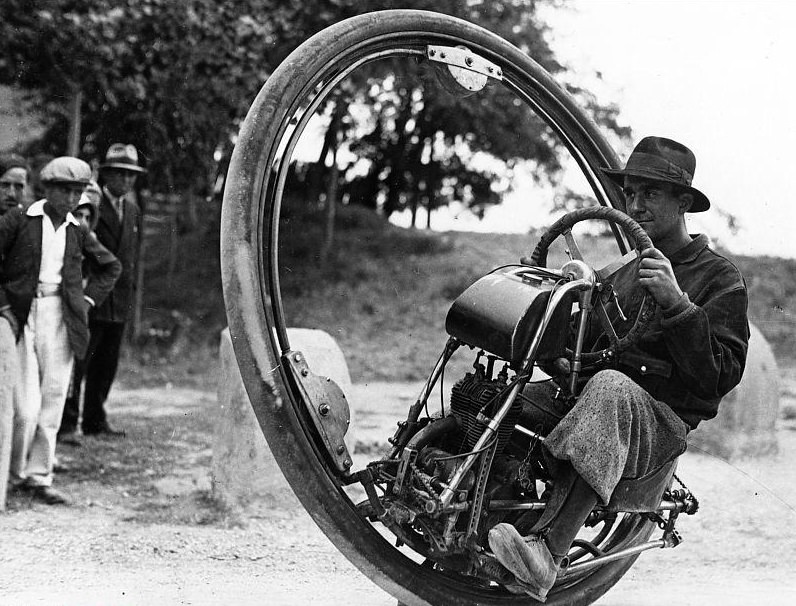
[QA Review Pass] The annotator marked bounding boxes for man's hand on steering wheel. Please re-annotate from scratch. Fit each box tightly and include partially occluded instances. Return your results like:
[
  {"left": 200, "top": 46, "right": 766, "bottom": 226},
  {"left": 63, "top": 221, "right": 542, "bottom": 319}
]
[
  {"left": 638, "top": 248, "right": 683, "bottom": 309},
  {"left": 527, "top": 207, "right": 662, "bottom": 363}
]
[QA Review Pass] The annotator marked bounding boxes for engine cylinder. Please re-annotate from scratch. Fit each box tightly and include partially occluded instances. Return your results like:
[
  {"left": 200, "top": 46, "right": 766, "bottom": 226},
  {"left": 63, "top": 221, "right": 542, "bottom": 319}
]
[{"left": 450, "top": 372, "right": 521, "bottom": 456}]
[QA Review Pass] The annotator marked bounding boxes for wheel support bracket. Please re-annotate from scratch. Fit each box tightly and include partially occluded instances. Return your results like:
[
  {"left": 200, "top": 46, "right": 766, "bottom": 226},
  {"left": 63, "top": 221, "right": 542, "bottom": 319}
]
[
  {"left": 284, "top": 351, "right": 353, "bottom": 473},
  {"left": 427, "top": 45, "right": 502, "bottom": 92}
]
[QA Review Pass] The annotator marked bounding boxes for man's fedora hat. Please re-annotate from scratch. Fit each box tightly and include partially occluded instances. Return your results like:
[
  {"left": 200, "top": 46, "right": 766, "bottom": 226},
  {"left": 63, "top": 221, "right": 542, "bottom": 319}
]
[
  {"left": 40, "top": 156, "right": 92, "bottom": 186},
  {"left": 602, "top": 136, "right": 710, "bottom": 212},
  {"left": 99, "top": 143, "right": 147, "bottom": 173}
]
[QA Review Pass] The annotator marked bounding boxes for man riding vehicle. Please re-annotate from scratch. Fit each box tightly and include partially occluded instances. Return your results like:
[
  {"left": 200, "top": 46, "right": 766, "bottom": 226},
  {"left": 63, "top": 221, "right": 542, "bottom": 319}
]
[{"left": 487, "top": 136, "right": 750, "bottom": 600}]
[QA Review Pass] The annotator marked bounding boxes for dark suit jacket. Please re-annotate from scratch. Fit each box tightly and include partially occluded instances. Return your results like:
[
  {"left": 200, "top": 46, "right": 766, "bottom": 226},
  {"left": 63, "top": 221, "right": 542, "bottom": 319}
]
[
  {"left": 0, "top": 204, "right": 122, "bottom": 358},
  {"left": 92, "top": 192, "right": 142, "bottom": 323}
]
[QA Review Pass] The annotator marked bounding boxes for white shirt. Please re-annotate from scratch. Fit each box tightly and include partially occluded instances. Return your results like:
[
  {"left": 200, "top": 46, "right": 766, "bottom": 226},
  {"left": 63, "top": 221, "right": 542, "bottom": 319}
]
[{"left": 26, "top": 199, "right": 79, "bottom": 285}]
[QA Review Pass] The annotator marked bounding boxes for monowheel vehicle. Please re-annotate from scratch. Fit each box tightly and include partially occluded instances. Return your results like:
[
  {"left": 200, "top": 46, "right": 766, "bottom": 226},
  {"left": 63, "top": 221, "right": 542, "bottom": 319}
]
[{"left": 221, "top": 10, "right": 699, "bottom": 606}]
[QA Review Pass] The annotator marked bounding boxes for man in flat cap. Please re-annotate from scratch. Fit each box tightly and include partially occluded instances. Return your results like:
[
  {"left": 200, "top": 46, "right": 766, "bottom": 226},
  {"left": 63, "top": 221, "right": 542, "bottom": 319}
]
[
  {"left": 0, "top": 157, "right": 121, "bottom": 505},
  {"left": 61, "top": 143, "right": 143, "bottom": 439},
  {"left": 487, "top": 137, "right": 750, "bottom": 599}
]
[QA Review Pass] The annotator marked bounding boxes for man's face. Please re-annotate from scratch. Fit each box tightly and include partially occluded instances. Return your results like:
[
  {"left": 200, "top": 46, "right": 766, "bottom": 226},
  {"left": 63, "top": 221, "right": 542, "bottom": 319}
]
[
  {"left": 0, "top": 167, "right": 28, "bottom": 213},
  {"left": 73, "top": 206, "right": 93, "bottom": 229},
  {"left": 45, "top": 183, "right": 86, "bottom": 218},
  {"left": 622, "top": 177, "right": 687, "bottom": 245},
  {"left": 103, "top": 168, "right": 138, "bottom": 197}
]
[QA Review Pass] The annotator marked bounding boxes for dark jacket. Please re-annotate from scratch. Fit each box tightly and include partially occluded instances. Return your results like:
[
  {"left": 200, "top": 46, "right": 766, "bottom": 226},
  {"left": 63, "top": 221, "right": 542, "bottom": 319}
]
[
  {"left": 91, "top": 191, "right": 142, "bottom": 323},
  {"left": 0, "top": 203, "right": 122, "bottom": 358},
  {"left": 590, "top": 234, "right": 749, "bottom": 429}
]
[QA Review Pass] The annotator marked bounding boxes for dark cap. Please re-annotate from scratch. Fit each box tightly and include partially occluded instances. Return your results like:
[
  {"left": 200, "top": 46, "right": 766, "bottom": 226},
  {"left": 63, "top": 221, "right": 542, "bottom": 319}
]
[{"left": 0, "top": 154, "right": 30, "bottom": 180}]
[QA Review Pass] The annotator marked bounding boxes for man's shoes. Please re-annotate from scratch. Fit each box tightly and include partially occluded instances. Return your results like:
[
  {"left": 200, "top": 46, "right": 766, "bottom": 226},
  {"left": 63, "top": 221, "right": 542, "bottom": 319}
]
[
  {"left": 53, "top": 459, "right": 70, "bottom": 473},
  {"left": 488, "top": 523, "right": 559, "bottom": 601},
  {"left": 57, "top": 429, "right": 82, "bottom": 446},
  {"left": 7, "top": 482, "right": 30, "bottom": 497},
  {"left": 30, "top": 485, "right": 72, "bottom": 506},
  {"left": 83, "top": 423, "right": 125, "bottom": 437}
]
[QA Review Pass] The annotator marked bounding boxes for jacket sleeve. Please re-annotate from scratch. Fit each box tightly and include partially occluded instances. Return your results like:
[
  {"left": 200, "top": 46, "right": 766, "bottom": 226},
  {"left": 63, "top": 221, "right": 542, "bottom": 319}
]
[
  {"left": 82, "top": 229, "right": 122, "bottom": 308},
  {"left": 0, "top": 209, "right": 22, "bottom": 311},
  {"left": 660, "top": 283, "right": 749, "bottom": 400}
]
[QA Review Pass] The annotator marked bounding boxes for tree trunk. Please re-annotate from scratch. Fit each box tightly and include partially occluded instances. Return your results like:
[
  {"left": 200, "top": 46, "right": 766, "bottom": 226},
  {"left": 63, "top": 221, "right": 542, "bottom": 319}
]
[
  {"left": 319, "top": 103, "right": 347, "bottom": 266},
  {"left": 382, "top": 97, "right": 414, "bottom": 217},
  {"left": 320, "top": 152, "right": 338, "bottom": 267},
  {"left": 185, "top": 193, "right": 199, "bottom": 233},
  {"left": 67, "top": 86, "right": 82, "bottom": 157},
  {"left": 308, "top": 100, "right": 345, "bottom": 202}
]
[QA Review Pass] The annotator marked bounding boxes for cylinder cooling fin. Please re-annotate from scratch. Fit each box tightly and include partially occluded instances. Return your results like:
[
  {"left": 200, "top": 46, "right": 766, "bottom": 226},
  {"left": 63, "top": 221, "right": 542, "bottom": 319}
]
[{"left": 449, "top": 372, "right": 522, "bottom": 456}]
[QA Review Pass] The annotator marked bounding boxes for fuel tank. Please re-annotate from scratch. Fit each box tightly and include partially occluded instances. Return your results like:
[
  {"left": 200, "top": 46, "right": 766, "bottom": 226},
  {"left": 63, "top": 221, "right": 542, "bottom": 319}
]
[{"left": 445, "top": 266, "right": 573, "bottom": 367}]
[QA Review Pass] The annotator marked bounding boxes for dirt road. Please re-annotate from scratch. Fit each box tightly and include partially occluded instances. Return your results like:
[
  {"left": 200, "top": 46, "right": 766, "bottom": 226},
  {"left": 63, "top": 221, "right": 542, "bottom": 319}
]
[{"left": 1, "top": 383, "right": 795, "bottom": 606}]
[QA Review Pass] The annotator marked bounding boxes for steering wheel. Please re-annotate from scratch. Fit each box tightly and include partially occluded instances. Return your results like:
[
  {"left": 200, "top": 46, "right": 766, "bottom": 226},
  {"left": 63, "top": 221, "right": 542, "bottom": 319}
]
[{"left": 524, "top": 206, "right": 658, "bottom": 365}]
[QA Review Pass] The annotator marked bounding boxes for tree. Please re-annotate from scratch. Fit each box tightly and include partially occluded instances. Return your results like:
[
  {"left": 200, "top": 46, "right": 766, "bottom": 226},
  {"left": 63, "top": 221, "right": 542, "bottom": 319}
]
[
  {"left": 288, "top": 0, "right": 631, "bottom": 225},
  {"left": 0, "top": 1, "right": 353, "bottom": 202},
  {"left": 0, "top": 0, "right": 628, "bottom": 227}
]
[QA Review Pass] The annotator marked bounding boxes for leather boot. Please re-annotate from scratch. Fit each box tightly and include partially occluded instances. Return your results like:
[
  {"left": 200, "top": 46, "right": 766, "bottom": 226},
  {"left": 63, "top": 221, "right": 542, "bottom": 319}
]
[
  {"left": 488, "top": 473, "right": 599, "bottom": 599},
  {"left": 488, "top": 524, "right": 558, "bottom": 601}
]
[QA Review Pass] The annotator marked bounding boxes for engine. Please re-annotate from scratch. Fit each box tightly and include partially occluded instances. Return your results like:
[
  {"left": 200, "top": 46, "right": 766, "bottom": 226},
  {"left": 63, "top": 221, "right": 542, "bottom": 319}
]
[{"left": 449, "top": 363, "right": 522, "bottom": 457}]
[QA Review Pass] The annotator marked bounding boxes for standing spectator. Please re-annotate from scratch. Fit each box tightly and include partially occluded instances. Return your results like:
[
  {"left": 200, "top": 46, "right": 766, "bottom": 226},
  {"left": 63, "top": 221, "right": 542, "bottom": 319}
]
[
  {"left": 63, "top": 144, "right": 144, "bottom": 438},
  {"left": 0, "top": 154, "right": 30, "bottom": 213},
  {"left": 58, "top": 182, "right": 103, "bottom": 445},
  {"left": 28, "top": 154, "right": 55, "bottom": 203},
  {"left": 72, "top": 180, "right": 101, "bottom": 231},
  {"left": 0, "top": 157, "right": 120, "bottom": 505},
  {"left": 0, "top": 155, "right": 30, "bottom": 510}
]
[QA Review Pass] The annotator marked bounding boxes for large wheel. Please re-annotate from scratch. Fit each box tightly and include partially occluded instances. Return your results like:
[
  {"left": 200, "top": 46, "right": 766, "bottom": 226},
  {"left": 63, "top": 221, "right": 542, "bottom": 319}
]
[{"left": 221, "top": 10, "right": 655, "bottom": 605}]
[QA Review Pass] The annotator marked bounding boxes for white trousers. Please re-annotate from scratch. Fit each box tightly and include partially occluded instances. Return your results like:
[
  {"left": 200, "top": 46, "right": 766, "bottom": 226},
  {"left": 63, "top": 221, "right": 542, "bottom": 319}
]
[
  {"left": 0, "top": 319, "right": 17, "bottom": 507},
  {"left": 10, "top": 297, "right": 74, "bottom": 488}
]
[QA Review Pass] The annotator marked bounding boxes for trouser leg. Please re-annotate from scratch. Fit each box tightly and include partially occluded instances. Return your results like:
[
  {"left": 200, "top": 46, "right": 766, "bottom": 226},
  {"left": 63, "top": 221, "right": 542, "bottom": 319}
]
[
  {"left": 59, "top": 357, "right": 84, "bottom": 433},
  {"left": 23, "top": 297, "right": 74, "bottom": 488},
  {"left": 63, "top": 319, "right": 104, "bottom": 432},
  {"left": 543, "top": 472, "right": 599, "bottom": 559},
  {"left": 82, "top": 320, "right": 125, "bottom": 432},
  {"left": 10, "top": 310, "right": 42, "bottom": 485},
  {"left": 0, "top": 319, "right": 18, "bottom": 509},
  {"left": 543, "top": 369, "right": 688, "bottom": 504}
]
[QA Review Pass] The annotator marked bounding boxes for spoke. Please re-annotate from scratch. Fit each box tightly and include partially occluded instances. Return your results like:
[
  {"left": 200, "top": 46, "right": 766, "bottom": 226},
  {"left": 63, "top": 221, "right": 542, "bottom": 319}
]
[
  {"left": 595, "top": 298, "right": 619, "bottom": 347},
  {"left": 563, "top": 229, "right": 585, "bottom": 261},
  {"left": 596, "top": 249, "right": 639, "bottom": 281}
]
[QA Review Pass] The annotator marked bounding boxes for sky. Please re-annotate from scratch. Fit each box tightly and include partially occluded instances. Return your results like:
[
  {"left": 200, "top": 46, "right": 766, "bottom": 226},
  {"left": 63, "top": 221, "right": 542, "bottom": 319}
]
[{"left": 395, "top": 0, "right": 796, "bottom": 259}]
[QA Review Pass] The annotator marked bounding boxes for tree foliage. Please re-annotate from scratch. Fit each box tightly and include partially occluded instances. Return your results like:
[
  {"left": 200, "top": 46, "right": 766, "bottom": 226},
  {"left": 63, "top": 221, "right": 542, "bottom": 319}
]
[
  {"left": 282, "top": 0, "right": 631, "bottom": 223},
  {"left": 0, "top": 0, "right": 629, "bottom": 221},
  {"left": 2, "top": 0, "right": 274, "bottom": 195}
]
